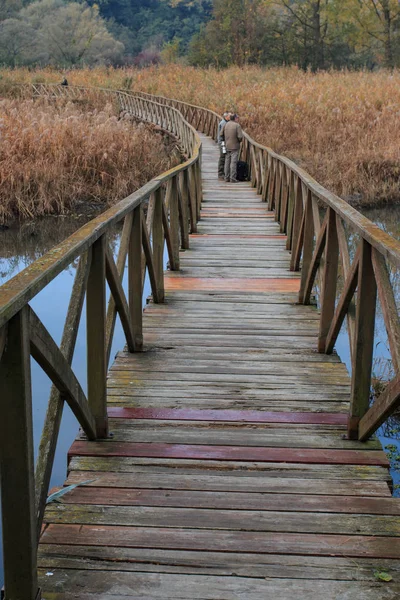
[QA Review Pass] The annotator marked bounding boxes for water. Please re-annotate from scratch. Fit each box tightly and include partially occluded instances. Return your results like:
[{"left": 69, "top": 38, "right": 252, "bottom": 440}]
[{"left": 0, "top": 204, "right": 400, "bottom": 584}]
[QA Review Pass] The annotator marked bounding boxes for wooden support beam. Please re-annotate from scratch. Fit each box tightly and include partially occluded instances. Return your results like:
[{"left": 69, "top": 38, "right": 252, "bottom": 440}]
[
  {"left": 142, "top": 215, "right": 161, "bottom": 304},
  {"left": 318, "top": 207, "right": 339, "bottom": 352},
  {"left": 35, "top": 251, "right": 91, "bottom": 536},
  {"left": 348, "top": 239, "right": 377, "bottom": 440},
  {"left": 325, "top": 246, "right": 360, "bottom": 355},
  {"left": 359, "top": 374, "right": 400, "bottom": 441},
  {"left": 0, "top": 307, "right": 39, "bottom": 600},
  {"left": 29, "top": 308, "right": 96, "bottom": 440},
  {"left": 106, "top": 213, "right": 133, "bottom": 364},
  {"left": 289, "top": 177, "right": 303, "bottom": 269},
  {"left": 105, "top": 245, "right": 135, "bottom": 353},
  {"left": 302, "top": 215, "right": 328, "bottom": 305},
  {"left": 298, "top": 188, "right": 315, "bottom": 303},
  {"left": 86, "top": 234, "right": 108, "bottom": 438},
  {"left": 336, "top": 214, "right": 356, "bottom": 363}
]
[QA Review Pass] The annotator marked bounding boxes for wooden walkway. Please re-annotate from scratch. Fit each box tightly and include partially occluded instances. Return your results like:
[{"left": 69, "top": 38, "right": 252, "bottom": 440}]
[{"left": 38, "top": 135, "right": 400, "bottom": 598}]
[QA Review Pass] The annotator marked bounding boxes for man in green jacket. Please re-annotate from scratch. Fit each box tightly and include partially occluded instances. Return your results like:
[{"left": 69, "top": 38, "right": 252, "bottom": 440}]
[{"left": 221, "top": 114, "right": 243, "bottom": 183}]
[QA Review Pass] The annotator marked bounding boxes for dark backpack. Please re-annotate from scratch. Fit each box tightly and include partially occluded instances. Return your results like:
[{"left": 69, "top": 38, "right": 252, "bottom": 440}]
[{"left": 236, "top": 161, "right": 249, "bottom": 181}]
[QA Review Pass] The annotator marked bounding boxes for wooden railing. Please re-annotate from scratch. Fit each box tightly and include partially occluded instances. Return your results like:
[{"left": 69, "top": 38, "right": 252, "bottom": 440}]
[
  {"left": 0, "top": 85, "right": 201, "bottom": 600},
  {"left": 132, "top": 90, "right": 400, "bottom": 443}
]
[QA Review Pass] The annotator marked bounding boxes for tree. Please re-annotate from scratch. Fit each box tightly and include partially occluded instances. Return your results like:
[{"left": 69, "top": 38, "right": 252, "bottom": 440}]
[
  {"left": 21, "top": 0, "right": 124, "bottom": 66},
  {"left": 350, "top": 0, "right": 400, "bottom": 68},
  {"left": 0, "top": 18, "right": 38, "bottom": 66},
  {"left": 189, "top": 0, "right": 277, "bottom": 66}
]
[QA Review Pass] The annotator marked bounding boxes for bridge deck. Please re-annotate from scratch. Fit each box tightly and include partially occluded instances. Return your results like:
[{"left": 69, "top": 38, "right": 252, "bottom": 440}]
[{"left": 38, "top": 135, "right": 400, "bottom": 598}]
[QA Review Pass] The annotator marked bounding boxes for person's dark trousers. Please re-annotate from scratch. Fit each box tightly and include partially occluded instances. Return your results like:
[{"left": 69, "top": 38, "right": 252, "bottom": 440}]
[
  {"left": 224, "top": 149, "right": 239, "bottom": 182},
  {"left": 218, "top": 145, "right": 226, "bottom": 178}
]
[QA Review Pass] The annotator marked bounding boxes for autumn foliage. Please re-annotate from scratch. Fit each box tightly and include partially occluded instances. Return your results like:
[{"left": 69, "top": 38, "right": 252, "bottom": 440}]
[{"left": 2, "top": 65, "right": 400, "bottom": 212}]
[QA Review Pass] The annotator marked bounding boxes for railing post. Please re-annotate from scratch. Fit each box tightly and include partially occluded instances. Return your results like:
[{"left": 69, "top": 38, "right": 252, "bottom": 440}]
[
  {"left": 153, "top": 187, "right": 165, "bottom": 303},
  {"left": 188, "top": 165, "right": 197, "bottom": 233},
  {"left": 195, "top": 155, "right": 202, "bottom": 221},
  {"left": 86, "top": 234, "right": 108, "bottom": 438},
  {"left": 178, "top": 170, "right": 190, "bottom": 249},
  {"left": 318, "top": 207, "right": 339, "bottom": 352},
  {"left": 129, "top": 205, "right": 143, "bottom": 349},
  {"left": 286, "top": 172, "right": 295, "bottom": 250},
  {"left": 274, "top": 163, "right": 282, "bottom": 222},
  {"left": 0, "top": 308, "right": 40, "bottom": 600},
  {"left": 348, "top": 239, "right": 377, "bottom": 439},
  {"left": 169, "top": 176, "right": 180, "bottom": 270}
]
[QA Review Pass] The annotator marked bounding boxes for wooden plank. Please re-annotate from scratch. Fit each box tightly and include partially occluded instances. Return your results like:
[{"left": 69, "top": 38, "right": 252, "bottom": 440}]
[
  {"left": 68, "top": 455, "right": 390, "bottom": 481},
  {"left": 55, "top": 488, "right": 400, "bottom": 514},
  {"left": 37, "top": 545, "right": 400, "bottom": 580},
  {"left": 37, "top": 568, "right": 400, "bottom": 598},
  {"left": 68, "top": 442, "right": 388, "bottom": 466},
  {"left": 40, "top": 524, "right": 400, "bottom": 559},
  {"left": 164, "top": 278, "right": 300, "bottom": 292},
  {"left": 43, "top": 503, "right": 400, "bottom": 537},
  {"left": 107, "top": 407, "right": 347, "bottom": 425},
  {"left": 66, "top": 470, "right": 391, "bottom": 496}
]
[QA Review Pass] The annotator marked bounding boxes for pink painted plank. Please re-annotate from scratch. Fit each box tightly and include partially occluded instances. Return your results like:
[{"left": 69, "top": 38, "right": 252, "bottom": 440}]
[
  {"left": 68, "top": 442, "right": 388, "bottom": 466},
  {"left": 107, "top": 407, "right": 347, "bottom": 426}
]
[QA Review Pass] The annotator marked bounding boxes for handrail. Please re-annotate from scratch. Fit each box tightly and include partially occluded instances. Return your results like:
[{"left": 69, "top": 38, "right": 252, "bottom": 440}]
[{"left": 0, "top": 84, "right": 202, "bottom": 600}]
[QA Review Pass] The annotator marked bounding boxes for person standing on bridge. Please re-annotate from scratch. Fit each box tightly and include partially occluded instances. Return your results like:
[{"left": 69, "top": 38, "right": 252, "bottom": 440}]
[
  {"left": 217, "top": 111, "right": 231, "bottom": 180},
  {"left": 221, "top": 114, "right": 243, "bottom": 183}
]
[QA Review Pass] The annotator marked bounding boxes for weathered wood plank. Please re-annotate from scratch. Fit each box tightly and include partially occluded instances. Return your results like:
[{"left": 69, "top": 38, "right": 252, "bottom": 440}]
[
  {"left": 68, "top": 441, "right": 388, "bottom": 466},
  {"left": 65, "top": 470, "right": 390, "bottom": 496},
  {"left": 40, "top": 525, "right": 400, "bottom": 559}
]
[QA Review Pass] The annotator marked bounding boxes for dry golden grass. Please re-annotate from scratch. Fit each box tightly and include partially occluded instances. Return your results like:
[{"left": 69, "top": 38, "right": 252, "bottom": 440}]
[
  {"left": 0, "top": 97, "right": 177, "bottom": 224},
  {"left": 2, "top": 65, "right": 400, "bottom": 205}
]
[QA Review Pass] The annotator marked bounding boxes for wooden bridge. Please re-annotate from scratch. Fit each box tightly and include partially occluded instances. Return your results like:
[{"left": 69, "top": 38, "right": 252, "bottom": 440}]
[{"left": 1, "top": 85, "right": 400, "bottom": 599}]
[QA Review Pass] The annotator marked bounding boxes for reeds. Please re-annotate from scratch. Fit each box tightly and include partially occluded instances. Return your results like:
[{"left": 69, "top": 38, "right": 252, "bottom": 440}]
[
  {"left": 2, "top": 65, "right": 400, "bottom": 206},
  {"left": 0, "top": 97, "right": 177, "bottom": 224}
]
